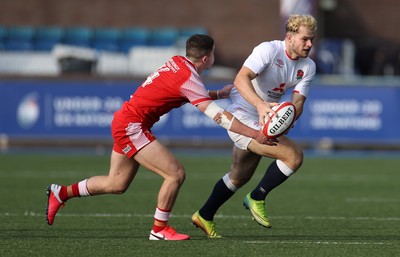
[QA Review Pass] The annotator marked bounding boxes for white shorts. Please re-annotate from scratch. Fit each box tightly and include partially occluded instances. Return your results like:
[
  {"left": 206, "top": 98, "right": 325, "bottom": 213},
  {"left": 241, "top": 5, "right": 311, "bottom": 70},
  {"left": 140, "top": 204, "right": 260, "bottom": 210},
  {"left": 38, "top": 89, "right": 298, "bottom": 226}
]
[{"left": 227, "top": 104, "right": 261, "bottom": 150}]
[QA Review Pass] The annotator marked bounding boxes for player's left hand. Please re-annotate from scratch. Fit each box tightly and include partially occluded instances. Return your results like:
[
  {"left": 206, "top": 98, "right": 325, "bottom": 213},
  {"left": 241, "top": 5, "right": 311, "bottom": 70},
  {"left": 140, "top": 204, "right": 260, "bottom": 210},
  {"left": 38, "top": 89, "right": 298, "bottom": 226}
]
[
  {"left": 254, "top": 130, "right": 278, "bottom": 146},
  {"left": 217, "top": 84, "right": 234, "bottom": 99}
]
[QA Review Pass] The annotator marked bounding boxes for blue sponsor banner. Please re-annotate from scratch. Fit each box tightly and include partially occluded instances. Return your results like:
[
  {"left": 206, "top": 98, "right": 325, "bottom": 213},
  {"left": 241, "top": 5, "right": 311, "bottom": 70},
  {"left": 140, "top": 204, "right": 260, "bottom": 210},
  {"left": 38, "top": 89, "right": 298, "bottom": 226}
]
[
  {"left": 288, "top": 85, "right": 399, "bottom": 144},
  {"left": 0, "top": 80, "right": 133, "bottom": 139},
  {"left": 0, "top": 79, "right": 399, "bottom": 145},
  {"left": 0, "top": 79, "right": 229, "bottom": 140}
]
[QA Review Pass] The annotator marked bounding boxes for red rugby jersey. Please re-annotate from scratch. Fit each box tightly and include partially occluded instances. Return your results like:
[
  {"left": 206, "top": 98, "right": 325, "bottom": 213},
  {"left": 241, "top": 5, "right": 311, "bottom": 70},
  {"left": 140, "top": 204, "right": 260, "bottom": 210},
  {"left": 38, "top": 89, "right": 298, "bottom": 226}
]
[{"left": 115, "top": 55, "right": 212, "bottom": 129}]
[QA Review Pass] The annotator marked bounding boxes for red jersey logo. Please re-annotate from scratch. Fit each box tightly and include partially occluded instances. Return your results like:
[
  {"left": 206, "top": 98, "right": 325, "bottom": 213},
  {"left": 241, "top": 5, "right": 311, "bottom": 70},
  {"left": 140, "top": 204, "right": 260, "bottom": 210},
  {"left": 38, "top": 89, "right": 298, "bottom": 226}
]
[
  {"left": 273, "top": 83, "right": 285, "bottom": 93},
  {"left": 296, "top": 70, "right": 304, "bottom": 79}
]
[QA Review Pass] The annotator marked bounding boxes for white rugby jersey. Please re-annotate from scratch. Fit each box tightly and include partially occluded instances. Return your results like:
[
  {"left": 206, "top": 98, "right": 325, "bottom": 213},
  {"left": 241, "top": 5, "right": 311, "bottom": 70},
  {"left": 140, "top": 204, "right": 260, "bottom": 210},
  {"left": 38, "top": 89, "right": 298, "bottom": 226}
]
[{"left": 230, "top": 40, "right": 316, "bottom": 115}]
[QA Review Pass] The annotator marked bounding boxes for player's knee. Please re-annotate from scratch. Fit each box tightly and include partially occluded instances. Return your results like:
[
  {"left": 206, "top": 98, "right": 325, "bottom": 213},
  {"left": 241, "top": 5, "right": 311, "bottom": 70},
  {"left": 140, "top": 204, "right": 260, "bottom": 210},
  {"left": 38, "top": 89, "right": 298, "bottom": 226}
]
[
  {"left": 291, "top": 148, "right": 304, "bottom": 171},
  {"left": 172, "top": 165, "right": 186, "bottom": 185},
  {"left": 280, "top": 147, "right": 303, "bottom": 172},
  {"left": 177, "top": 167, "right": 186, "bottom": 185}
]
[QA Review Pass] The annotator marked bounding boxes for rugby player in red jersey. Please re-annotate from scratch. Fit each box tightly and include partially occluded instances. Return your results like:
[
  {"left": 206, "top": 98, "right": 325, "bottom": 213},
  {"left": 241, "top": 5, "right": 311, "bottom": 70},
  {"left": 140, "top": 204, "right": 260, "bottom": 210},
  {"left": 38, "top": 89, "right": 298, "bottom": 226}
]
[{"left": 45, "top": 34, "right": 274, "bottom": 240}]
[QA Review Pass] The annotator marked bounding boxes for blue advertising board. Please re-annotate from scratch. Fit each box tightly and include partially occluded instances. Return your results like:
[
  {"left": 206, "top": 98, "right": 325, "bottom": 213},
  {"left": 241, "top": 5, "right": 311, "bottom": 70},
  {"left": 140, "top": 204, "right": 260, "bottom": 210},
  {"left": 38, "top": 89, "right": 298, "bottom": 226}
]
[
  {"left": 0, "top": 79, "right": 399, "bottom": 146},
  {"left": 290, "top": 85, "right": 399, "bottom": 145},
  {"left": 0, "top": 79, "right": 230, "bottom": 141},
  {"left": 0, "top": 80, "right": 133, "bottom": 139}
]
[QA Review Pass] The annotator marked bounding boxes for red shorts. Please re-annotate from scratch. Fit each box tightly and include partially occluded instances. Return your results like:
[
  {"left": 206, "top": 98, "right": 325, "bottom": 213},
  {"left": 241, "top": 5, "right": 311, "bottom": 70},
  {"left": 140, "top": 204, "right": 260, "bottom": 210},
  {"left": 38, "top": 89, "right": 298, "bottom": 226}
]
[{"left": 111, "top": 117, "right": 156, "bottom": 158}]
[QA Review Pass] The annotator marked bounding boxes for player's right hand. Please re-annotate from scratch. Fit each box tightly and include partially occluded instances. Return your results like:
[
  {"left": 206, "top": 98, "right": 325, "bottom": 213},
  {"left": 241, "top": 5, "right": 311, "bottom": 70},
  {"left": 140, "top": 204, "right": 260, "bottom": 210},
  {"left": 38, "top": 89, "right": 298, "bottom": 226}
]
[{"left": 256, "top": 101, "right": 278, "bottom": 127}]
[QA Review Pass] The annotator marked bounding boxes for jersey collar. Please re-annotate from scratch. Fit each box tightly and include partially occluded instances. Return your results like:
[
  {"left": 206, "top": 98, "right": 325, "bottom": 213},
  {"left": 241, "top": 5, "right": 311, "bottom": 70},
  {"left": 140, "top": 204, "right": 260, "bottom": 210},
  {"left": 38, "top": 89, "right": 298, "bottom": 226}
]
[
  {"left": 183, "top": 56, "right": 198, "bottom": 71},
  {"left": 285, "top": 50, "right": 299, "bottom": 60}
]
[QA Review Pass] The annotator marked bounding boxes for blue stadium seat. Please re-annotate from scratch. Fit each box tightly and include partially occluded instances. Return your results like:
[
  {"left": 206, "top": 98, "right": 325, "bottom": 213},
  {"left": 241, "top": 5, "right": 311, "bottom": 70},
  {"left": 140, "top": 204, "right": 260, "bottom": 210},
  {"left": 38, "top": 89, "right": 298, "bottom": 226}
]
[
  {"left": 33, "top": 26, "right": 64, "bottom": 51},
  {"left": 0, "top": 26, "right": 6, "bottom": 50},
  {"left": 148, "top": 27, "right": 179, "bottom": 47},
  {"left": 5, "top": 26, "right": 35, "bottom": 51},
  {"left": 176, "top": 27, "right": 209, "bottom": 48},
  {"left": 92, "top": 27, "right": 121, "bottom": 52},
  {"left": 180, "top": 27, "right": 208, "bottom": 38},
  {"left": 120, "top": 27, "right": 151, "bottom": 52},
  {"left": 63, "top": 27, "right": 93, "bottom": 48}
]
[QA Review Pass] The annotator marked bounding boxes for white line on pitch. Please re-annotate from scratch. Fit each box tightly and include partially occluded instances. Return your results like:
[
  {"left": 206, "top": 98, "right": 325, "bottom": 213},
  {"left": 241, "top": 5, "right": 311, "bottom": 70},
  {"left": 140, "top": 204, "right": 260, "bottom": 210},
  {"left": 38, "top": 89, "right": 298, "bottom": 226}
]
[
  {"left": 1, "top": 211, "right": 399, "bottom": 222},
  {"left": 244, "top": 241, "right": 393, "bottom": 246}
]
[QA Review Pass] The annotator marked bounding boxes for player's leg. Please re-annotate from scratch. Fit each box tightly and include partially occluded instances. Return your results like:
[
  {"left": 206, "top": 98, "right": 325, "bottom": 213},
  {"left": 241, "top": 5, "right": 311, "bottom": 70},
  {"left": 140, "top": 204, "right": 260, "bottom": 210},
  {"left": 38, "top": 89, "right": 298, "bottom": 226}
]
[
  {"left": 192, "top": 146, "right": 261, "bottom": 238},
  {"left": 133, "top": 139, "right": 189, "bottom": 240},
  {"left": 46, "top": 150, "right": 139, "bottom": 225},
  {"left": 86, "top": 150, "right": 139, "bottom": 195},
  {"left": 197, "top": 146, "right": 261, "bottom": 220},
  {"left": 248, "top": 135, "right": 303, "bottom": 198},
  {"left": 243, "top": 135, "right": 303, "bottom": 227}
]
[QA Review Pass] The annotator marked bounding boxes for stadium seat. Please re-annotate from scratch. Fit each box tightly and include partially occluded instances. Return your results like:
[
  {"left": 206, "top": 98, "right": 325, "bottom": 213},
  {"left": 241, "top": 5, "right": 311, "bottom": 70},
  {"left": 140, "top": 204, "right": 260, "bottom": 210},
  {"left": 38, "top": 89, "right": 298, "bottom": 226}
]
[
  {"left": 63, "top": 27, "right": 93, "bottom": 48},
  {"left": 92, "top": 27, "right": 121, "bottom": 52},
  {"left": 0, "top": 52, "right": 60, "bottom": 76},
  {"left": 5, "top": 26, "right": 35, "bottom": 51},
  {"left": 119, "top": 27, "right": 151, "bottom": 53},
  {"left": 148, "top": 27, "right": 179, "bottom": 47},
  {"left": 176, "top": 27, "right": 208, "bottom": 48},
  {"left": 180, "top": 27, "right": 208, "bottom": 38},
  {"left": 34, "top": 26, "right": 65, "bottom": 51},
  {"left": 0, "top": 26, "right": 6, "bottom": 50},
  {"left": 128, "top": 46, "right": 182, "bottom": 76},
  {"left": 95, "top": 52, "right": 129, "bottom": 76}
]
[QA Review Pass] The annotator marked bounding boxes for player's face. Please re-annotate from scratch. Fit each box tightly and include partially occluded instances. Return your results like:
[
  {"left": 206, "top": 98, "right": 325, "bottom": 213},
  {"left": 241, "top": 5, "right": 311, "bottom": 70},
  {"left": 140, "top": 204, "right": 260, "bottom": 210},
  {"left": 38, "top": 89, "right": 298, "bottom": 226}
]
[{"left": 287, "top": 25, "right": 315, "bottom": 59}]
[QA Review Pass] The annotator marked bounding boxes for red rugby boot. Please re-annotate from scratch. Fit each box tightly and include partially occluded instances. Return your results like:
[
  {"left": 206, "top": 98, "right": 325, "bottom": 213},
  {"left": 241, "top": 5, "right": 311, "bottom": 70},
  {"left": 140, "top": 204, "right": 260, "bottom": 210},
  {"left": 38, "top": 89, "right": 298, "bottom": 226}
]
[
  {"left": 149, "top": 226, "right": 190, "bottom": 240},
  {"left": 45, "top": 184, "right": 65, "bottom": 225}
]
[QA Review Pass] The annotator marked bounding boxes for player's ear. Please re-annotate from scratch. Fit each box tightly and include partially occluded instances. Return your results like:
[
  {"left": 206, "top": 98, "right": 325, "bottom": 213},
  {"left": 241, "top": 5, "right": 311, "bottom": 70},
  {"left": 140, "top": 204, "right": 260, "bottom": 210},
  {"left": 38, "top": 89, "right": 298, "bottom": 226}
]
[
  {"left": 286, "top": 32, "right": 293, "bottom": 42},
  {"left": 202, "top": 55, "right": 208, "bottom": 64}
]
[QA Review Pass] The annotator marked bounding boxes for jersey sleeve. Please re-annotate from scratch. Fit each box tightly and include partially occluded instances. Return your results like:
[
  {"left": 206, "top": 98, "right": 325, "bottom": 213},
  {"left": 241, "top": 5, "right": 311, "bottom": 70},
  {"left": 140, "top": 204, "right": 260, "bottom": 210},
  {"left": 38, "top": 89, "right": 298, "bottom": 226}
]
[
  {"left": 243, "top": 42, "right": 275, "bottom": 75},
  {"left": 180, "top": 72, "right": 212, "bottom": 106},
  {"left": 293, "top": 59, "right": 316, "bottom": 97}
]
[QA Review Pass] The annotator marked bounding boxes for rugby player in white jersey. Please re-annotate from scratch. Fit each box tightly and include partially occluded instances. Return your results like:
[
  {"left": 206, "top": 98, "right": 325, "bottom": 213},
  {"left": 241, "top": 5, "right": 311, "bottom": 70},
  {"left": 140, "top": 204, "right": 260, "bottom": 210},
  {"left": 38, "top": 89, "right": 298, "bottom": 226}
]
[{"left": 192, "top": 14, "right": 318, "bottom": 238}]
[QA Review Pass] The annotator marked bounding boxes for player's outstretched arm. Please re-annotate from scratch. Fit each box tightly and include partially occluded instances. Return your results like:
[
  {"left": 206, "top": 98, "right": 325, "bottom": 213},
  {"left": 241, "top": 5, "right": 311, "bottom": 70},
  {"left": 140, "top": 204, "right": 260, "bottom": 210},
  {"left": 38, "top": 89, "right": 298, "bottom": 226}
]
[{"left": 198, "top": 101, "right": 274, "bottom": 145}]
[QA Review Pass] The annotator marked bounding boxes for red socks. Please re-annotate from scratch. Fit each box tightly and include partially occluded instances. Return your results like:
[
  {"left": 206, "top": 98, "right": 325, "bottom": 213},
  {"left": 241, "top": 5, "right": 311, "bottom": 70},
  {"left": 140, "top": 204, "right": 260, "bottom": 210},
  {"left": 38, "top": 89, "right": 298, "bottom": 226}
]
[
  {"left": 58, "top": 183, "right": 80, "bottom": 202},
  {"left": 71, "top": 183, "right": 80, "bottom": 197},
  {"left": 152, "top": 224, "right": 167, "bottom": 233},
  {"left": 58, "top": 186, "right": 68, "bottom": 202}
]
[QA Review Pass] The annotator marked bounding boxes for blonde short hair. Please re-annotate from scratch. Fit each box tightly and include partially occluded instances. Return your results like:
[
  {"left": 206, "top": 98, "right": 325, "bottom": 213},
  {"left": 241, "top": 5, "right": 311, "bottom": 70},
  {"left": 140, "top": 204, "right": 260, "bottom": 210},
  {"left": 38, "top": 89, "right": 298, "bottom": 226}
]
[{"left": 285, "top": 14, "right": 317, "bottom": 34}]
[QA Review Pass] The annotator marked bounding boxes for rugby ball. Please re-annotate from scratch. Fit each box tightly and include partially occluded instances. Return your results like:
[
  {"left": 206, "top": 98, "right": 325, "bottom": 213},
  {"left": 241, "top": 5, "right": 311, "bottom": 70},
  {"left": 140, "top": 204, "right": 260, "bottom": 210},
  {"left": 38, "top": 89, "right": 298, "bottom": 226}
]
[{"left": 262, "top": 102, "right": 296, "bottom": 139}]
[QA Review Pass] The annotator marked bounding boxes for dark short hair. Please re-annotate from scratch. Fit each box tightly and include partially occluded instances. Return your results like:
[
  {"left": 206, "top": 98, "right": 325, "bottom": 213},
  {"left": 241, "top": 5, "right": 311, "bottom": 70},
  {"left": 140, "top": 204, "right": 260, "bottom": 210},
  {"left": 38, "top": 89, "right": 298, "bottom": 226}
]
[{"left": 186, "top": 34, "right": 214, "bottom": 60}]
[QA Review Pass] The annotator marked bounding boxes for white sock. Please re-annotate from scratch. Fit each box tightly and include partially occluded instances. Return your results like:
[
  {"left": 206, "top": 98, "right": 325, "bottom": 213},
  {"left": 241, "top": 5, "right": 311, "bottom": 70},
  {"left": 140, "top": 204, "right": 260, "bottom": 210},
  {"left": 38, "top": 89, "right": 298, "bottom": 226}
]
[
  {"left": 78, "top": 179, "right": 91, "bottom": 197},
  {"left": 223, "top": 173, "right": 238, "bottom": 192},
  {"left": 154, "top": 207, "right": 170, "bottom": 222},
  {"left": 276, "top": 160, "right": 294, "bottom": 177}
]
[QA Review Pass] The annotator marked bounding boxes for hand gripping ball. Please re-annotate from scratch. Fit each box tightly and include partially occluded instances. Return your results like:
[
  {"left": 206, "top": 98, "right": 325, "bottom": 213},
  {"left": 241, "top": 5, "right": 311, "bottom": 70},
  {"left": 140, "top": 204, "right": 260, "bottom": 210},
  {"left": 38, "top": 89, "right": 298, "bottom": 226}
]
[{"left": 262, "top": 102, "right": 296, "bottom": 139}]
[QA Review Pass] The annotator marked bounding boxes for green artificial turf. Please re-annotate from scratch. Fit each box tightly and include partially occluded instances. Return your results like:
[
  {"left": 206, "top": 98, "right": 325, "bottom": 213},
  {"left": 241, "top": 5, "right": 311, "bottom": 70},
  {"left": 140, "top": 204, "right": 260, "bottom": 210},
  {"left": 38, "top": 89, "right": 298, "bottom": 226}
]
[{"left": 1, "top": 151, "right": 399, "bottom": 257}]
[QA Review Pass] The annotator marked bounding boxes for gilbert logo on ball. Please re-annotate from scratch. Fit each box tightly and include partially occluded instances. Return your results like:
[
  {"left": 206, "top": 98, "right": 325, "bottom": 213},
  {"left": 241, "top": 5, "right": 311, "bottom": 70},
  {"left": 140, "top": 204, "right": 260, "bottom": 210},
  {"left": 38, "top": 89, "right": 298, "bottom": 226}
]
[{"left": 263, "top": 102, "right": 296, "bottom": 139}]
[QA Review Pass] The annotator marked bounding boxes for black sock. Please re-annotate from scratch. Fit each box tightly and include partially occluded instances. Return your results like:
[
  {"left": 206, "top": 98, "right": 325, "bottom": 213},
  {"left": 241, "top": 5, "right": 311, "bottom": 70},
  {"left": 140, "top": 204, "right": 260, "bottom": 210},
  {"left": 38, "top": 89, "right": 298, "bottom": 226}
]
[
  {"left": 250, "top": 160, "right": 288, "bottom": 201},
  {"left": 199, "top": 178, "right": 235, "bottom": 221}
]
